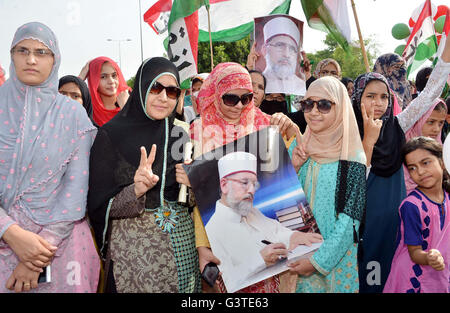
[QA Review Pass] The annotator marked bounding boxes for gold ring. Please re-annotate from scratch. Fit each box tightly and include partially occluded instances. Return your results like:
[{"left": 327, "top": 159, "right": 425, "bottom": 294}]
[{"left": 24, "top": 283, "right": 31, "bottom": 287}]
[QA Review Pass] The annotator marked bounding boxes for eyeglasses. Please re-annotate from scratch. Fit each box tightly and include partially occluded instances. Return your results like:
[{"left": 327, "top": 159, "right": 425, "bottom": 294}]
[
  {"left": 226, "top": 178, "right": 260, "bottom": 191},
  {"left": 12, "top": 47, "right": 54, "bottom": 58},
  {"left": 300, "top": 99, "right": 334, "bottom": 114},
  {"left": 222, "top": 93, "right": 253, "bottom": 107},
  {"left": 267, "top": 42, "right": 298, "bottom": 54},
  {"left": 319, "top": 70, "right": 339, "bottom": 77},
  {"left": 150, "top": 81, "right": 181, "bottom": 100}
]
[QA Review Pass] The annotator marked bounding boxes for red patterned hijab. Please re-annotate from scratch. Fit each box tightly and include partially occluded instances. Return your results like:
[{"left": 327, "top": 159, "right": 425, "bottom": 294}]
[
  {"left": 87, "top": 56, "right": 131, "bottom": 126},
  {"left": 191, "top": 62, "right": 270, "bottom": 154}
]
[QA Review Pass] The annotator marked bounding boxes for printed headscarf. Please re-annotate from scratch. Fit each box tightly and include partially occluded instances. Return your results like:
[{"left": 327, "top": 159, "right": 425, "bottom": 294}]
[
  {"left": 373, "top": 53, "right": 412, "bottom": 109},
  {"left": 0, "top": 22, "right": 96, "bottom": 224},
  {"left": 191, "top": 62, "right": 270, "bottom": 154},
  {"left": 313, "top": 58, "right": 342, "bottom": 79}
]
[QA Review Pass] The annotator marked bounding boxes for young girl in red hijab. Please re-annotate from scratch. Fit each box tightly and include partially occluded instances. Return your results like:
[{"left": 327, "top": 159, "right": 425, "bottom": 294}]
[{"left": 80, "top": 57, "right": 131, "bottom": 126}]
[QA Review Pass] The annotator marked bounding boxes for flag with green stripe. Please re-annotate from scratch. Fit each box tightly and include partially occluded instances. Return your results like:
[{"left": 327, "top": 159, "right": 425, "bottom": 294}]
[
  {"left": 300, "top": 0, "right": 352, "bottom": 53},
  {"left": 197, "top": 0, "right": 292, "bottom": 43},
  {"left": 167, "top": 0, "right": 209, "bottom": 88},
  {"left": 402, "top": 0, "right": 438, "bottom": 79}
]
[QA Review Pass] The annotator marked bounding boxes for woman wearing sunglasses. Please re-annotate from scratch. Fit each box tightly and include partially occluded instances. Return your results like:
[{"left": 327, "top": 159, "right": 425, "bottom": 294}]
[
  {"left": 355, "top": 38, "right": 450, "bottom": 294},
  {"left": 175, "top": 62, "right": 300, "bottom": 293},
  {"left": 287, "top": 76, "right": 366, "bottom": 293},
  {"left": 87, "top": 57, "right": 201, "bottom": 293}
]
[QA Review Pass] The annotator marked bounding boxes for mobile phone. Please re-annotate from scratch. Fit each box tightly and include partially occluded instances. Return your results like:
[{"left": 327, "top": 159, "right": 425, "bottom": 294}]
[
  {"left": 201, "top": 262, "right": 219, "bottom": 287},
  {"left": 38, "top": 265, "right": 51, "bottom": 283}
]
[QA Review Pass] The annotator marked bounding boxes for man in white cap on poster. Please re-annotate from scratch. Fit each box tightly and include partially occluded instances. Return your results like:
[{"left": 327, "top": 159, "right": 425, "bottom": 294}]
[
  {"left": 261, "top": 16, "right": 306, "bottom": 96},
  {"left": 205, "top": 151, "right": 322, "bottom": 292}
]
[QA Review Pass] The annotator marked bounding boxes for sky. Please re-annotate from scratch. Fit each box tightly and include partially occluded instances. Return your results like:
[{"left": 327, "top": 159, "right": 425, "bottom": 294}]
[{"left": 0, "top": 0, "right": 437, "bottom": 81}]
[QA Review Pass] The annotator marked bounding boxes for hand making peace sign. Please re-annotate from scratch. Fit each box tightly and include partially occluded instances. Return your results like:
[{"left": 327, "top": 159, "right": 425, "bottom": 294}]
[
  {"left": 361, "top": 101, "right": 383, "bottom": 146},
  {"left": 291, "top": 133, "right": 309, "bottom": 173},
  {"left": 134, "top": 145, "right": 159, "bottom": 198}
]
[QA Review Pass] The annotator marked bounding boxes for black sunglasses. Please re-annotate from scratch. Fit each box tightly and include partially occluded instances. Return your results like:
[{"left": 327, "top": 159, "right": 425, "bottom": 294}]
[
  {"left": 150, "top": 81, "right": 181, "bottom": 100},
  {"left": 300, "top": 99, "right": 334, "bottom": 114},
  {"left": 222, "top": 93, "right": 253, "bottom": 107}
]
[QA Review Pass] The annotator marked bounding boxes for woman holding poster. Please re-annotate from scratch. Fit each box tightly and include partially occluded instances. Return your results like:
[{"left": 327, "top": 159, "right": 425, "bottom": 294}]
[
  {"left": 176, "top": 62, "right": 300, "bottom": 292},
  {"left": 289, "top": 76, "right": 367, "bottom": 293}
]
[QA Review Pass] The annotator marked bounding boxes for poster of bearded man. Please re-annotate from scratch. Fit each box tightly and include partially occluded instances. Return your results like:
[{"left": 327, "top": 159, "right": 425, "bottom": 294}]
[{"left": 254, "top": 14, "right": 306, "bottom": 96}]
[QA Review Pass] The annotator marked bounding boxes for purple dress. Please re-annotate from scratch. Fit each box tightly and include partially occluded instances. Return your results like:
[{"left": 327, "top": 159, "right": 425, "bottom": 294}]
[{"left": 383, "top": 190, "right": 450, "bottom": 293}]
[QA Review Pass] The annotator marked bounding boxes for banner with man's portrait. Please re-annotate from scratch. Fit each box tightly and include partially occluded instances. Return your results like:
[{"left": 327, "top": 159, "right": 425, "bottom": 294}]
[
  {"left": 254, "top": 14, "right": 306, "bottom": 96},
  {"left": 184, "top": 127, "right": 321, "bottom": 293}
]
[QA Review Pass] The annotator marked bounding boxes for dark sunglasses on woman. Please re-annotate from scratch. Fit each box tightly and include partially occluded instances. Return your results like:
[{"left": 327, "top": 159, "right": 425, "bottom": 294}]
[
  {"left": 150, "top": 81, "right": 181, "bottom": 100},
  {"left": 300, "top": 99, "right": 333, "bottom": 114},
  {"left": 222, "top": 93, "right": 253, "bottom": 107}
]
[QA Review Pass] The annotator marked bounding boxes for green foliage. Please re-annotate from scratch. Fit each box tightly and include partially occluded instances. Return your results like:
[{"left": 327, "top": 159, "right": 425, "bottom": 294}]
[
  {"left": 307, "top": 33, "right": 380, "bottom": 80},
  {"left": 127, "top": 76, "right": 135, "bottom": 89},
  {"left": 197, "top": 35, "right": 251, "bottom": 73}
]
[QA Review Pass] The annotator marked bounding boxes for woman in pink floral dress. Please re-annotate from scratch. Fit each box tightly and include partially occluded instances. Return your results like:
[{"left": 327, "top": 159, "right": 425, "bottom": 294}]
[{"left": 0, "top": 22, "right": 100, "bottom": 293}]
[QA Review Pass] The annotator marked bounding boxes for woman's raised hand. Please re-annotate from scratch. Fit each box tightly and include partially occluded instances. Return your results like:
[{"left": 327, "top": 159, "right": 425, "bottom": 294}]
[
  {"left": 300, "top": 51, "right": 312, "bottom": 80},
  {"left": 117, "top": 90, "right": 130, "bottom": 109},
  {"left": 78, "top": 60, "right": 91, "bottom": 81},
  {"left": 361, "top": 101, "right": 382, "bottom": 146},
  {"left": 246, "top": 42, "right": 260, "bottom": 71},
  {"left": 134, "top": 145, "right": 159, "bottom": 198},
  {"left": 291, "top": 135, "right": 309, "bottom": 173}
]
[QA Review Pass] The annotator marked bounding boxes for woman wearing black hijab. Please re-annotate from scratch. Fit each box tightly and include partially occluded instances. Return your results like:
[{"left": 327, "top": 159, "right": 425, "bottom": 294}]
[
  {"left": 58, "top": 75, "right": 95, "bottom": 125},
  {"left": 87, "top": 57, "right": 201, "bottom": 293},
  {"left": 354, "top": 40, "right": 450, "bottom": 293}
]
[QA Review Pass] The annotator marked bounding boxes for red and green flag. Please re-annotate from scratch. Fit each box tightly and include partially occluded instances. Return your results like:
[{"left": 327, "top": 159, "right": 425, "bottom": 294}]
[
  {"left": 436, "top": 6, "right": 450, "bottom": 98},
  {"left": 167, "top": 0, "right": 209, "bottom": 88},
  {"left": 197, "top": 0, "right": 292, "bottom": 42},
  {"left": 402, "top": 0, "right": 439, "bottom": 79},
  {"left": 300, "top": 0, "right": 352, "bottom": 53},
  {"left": 145, "top": 0, "right": 291, "bottom": 41},
  {"left": 143, "top": 0, "right": 172, "bottom": 35},
  {"left": 146, "top": 0, "right": 292, "bottom": 87},
  {"left": 436, "top": 6, "right": 450, "bottom": 59}
]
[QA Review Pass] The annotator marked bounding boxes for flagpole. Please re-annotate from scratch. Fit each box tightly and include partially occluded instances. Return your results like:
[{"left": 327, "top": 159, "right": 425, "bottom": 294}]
[
  {"left": 138, "top": 0, "right": 144, "bottom": 63},
  {"left": 206, "top": 4, "right": 214, "bottom": 71},
  {"left": 350, "top": 0, "right": 370, "bottom": 72}
]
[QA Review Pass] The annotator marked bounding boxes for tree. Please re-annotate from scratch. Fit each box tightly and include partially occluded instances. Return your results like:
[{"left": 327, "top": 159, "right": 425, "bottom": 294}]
[
  {"left": 197, "top": 35, "right": 251, "bottom": 73},
  {"left": 127, "top": 76, "right": 135, "bottom": 89},
  {"left": 307, "top": 34, "right": 380, "bottom": 80},
  {"left": 126, "top": 37, "right": 251, "bottom": 88}
]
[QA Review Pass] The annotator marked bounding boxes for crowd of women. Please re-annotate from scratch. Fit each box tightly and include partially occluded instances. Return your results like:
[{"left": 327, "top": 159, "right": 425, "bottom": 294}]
[{"left": 1, "top": 21, "right": 450, "bottom": 293}]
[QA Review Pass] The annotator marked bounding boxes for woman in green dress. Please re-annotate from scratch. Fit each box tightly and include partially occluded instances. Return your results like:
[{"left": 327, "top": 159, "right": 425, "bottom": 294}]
[{"left": 289, "top": 76, "right": 367, "bottom": 292}]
